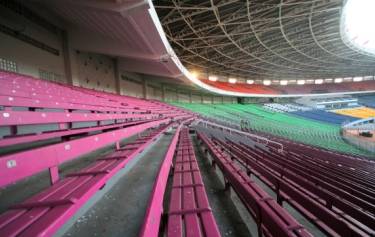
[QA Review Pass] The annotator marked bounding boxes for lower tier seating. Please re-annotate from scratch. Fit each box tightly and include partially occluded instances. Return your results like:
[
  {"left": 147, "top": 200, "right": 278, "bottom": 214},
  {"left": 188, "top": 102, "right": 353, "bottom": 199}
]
[
  {"left": 197, "top": 128, "right": 375, "bottom": 236},
  {"left": 197, "top": 132, "right": 312, "bottom": 237},
  {"left": 168, "top": 128, "right": 220, "bottom": 237},
  {"left": 0, "top": 124, "right": 171, "bottom": 236}
]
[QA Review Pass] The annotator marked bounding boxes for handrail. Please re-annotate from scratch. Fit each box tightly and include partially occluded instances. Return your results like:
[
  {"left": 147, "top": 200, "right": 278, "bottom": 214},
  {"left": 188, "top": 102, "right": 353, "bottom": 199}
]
[{"left": 195, "top": 119, "right": 284, "bottom": 152}]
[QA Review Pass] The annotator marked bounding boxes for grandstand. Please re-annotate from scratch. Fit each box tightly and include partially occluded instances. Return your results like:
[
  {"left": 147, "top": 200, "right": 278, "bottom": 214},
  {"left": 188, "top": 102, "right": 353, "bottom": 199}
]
[{"left": 1, "top": 0, "right": 375, "bottom": 237}]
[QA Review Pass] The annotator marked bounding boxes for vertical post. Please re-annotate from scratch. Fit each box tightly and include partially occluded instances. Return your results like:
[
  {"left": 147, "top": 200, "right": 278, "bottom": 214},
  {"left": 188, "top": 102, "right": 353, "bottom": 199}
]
[
  {"left": 142, "top": 78, "right": 148, "bottom": 99},
  {"left": 49, "top": 166, "right": 59, "bottom": 185},
  {"left": 61, "top": 30, "right": 73, "bottom": 85},
  {"left": 113, "top": 58, "right": 121, "bottom": 95},
  {"left": 162, "top": 84, "right": 166, "bottom": 102}
]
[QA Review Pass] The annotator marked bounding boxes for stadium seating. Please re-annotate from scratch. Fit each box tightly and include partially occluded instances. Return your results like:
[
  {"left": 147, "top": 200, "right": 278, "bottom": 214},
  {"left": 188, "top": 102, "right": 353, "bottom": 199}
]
[
  {"left": 202, "top": 80, "right": 281, "bottom": 94},
  {"left": 167, "top": 128, "right": 220, "bottom": 237},
  {"left": 173, "top": 103, "right": 371, "bottom": 156},
  {"left": 358, "top": 94, "right": 375, "bottom": 108},
  {"left": 197, "top": 128, "right": 375, "bottom": 236},
  {"left": 197, "top": 132, "right": 312, "bottom": 237},
  {"left": 290, "top": 109, "right": 357, "bottom": 125},
  {"left": 201, "top": 79, "right": 375, "bottom": 95},
  {"left": 333, "top": 107, "right": 375, "bottom": 119},
  {"left": 263, "top": 103, "right": 311, "bottom": 113},
  {"left": 0, "top": 71, "right": 198, "bottom": 236},
  {"left": 0, "top": 124, "right": 171, "bottom": 236}
]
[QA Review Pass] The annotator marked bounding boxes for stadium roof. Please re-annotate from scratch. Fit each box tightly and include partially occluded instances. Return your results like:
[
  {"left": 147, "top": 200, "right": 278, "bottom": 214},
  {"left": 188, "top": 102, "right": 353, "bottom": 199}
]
[
  {"left": 154, "top": 0, "right": 375, "bottom": 81},
  {"left": 35, "top": 0, "right": 375, "bottom": 96}
]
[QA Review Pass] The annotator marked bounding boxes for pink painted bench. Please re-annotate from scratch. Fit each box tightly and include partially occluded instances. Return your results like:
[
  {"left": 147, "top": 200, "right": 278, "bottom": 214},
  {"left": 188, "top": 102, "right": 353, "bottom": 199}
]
[
  {"left": 0, "top": 123, "right": 171, "bottom": 237},
  {"left": 0, "top": 119, "right": 170, "bottom": 188},
  {"left": 197, "top": 132, "right": 312, "bottom": 237},
  {"left": 140, "top": 117, "right": 196, "bottom": 237},
  {"left": 168, "top": 128, "right": 221, "bottom": 237}
]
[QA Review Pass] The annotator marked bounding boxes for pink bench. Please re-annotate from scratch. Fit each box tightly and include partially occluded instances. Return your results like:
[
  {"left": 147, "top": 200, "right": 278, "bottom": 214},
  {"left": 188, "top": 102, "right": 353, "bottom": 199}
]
[
  {"left": 168, "top": 128, "right": 221, "bottom": 237},
  {"left": 197, "top": 132, "right": 312, "bottom": 237},
  {"left": 0, "top": 123, "right": 171, "bottom": 237}
]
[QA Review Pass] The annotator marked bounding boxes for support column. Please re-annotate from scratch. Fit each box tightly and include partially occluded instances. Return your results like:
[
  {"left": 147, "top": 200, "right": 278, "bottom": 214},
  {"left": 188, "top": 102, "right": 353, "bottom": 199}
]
[
  {"left": 142, "top": 78, "right": 148, "bottom": 99},
  {"left": 113, "top": 58, "right": 121, "bottom": 95},
  {"left": 161, "top": 84, "right": 166, "bottom": 102},
  {"left": 61, "top": 30, "right": 73, "bottom": 85}
]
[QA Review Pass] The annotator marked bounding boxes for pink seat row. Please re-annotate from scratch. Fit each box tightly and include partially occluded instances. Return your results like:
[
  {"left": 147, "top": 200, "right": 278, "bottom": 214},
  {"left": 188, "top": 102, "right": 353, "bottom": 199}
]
[{"left": 0, "top": 123, "right": 171, "bottom": 237}]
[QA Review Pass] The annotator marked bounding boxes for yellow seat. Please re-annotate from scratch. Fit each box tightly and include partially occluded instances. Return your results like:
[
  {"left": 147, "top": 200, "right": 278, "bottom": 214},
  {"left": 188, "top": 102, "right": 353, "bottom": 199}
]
[{"left": 333, "top": 107, "right": 375, "bottom": 119}]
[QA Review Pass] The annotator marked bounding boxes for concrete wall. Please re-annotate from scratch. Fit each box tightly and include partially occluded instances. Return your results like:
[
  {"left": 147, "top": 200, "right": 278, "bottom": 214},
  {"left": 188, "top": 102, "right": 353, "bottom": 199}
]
[
  {"left": 0, "top": 4, "right": 242, "bottom": 105},
  {"left": 0, "top": 4, "right": 65, "bottom": 81},
  {"left": 72, "top": 51, "right": 116, "bottom": 93}
]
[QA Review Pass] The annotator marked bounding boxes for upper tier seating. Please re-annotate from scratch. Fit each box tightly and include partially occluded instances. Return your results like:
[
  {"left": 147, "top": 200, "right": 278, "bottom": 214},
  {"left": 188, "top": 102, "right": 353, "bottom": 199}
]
[
  {"left": 333, "top": 107, "right": 375, "bottom": 119},
  {"left": 173, "top": 103, "right": 373, "bottom": 157},
  {"left": 201, "top": 79, "right": 375, "bottom": 95},
  {"left": 357, "top": 94, "right": 375, "bottom": 108},
  {"left": 202, "top": 80, "right": 281, "bottom": 94},
  {"left": 263, "top": 103, "right": 311, "bottom": 113},
  {"left": 290, "top": 109, "right": 357, "bottom": 125}
]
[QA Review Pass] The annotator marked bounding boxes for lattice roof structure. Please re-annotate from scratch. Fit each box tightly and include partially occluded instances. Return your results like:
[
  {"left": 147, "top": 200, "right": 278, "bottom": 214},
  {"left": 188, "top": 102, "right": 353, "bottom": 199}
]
[{"left": 154, "top": 0, "right": 375, "bottom": 81}]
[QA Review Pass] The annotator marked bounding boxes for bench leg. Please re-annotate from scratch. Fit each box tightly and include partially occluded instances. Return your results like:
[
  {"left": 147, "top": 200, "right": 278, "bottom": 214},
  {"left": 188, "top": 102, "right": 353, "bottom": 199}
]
[{"left": 49, "top": 166, "right": 59, "bottom": 185}]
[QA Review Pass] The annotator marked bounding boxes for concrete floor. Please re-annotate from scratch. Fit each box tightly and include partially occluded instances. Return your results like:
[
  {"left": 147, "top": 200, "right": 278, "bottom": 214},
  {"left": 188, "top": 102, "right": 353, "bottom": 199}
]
[
  {"left": 0, "top": 134, "right": 139, "bottom": 214},
  {"left": 192, "top": 134, "right": 252, "bottom": 237},
  {"left": 61, "top": 132, "right": 175, "bottom": 237}
]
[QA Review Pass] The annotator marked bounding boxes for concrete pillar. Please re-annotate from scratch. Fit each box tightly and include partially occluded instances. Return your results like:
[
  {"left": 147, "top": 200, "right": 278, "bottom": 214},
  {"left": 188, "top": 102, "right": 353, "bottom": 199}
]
[
  {"left": 61, "top": 30, "right": 73, "bottom": 85},
  {"left": 161, "top": 84, "right": 166, "bottom": 102},
  {"left": 113, "top": 58, "right": 121, "bottom": 95},
  {"left": 142, "top": 78, "right": 148, "bottom": 99}
]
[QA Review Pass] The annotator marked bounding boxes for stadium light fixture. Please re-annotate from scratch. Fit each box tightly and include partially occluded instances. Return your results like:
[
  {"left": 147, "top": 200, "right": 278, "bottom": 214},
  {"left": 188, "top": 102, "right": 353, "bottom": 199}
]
[
  {"left": 263, "top": 80, "right": 271, "bottom": 86},
  {"left": 297, "top": 80, "right": 305, "bottom": 85},
  {"left": 208, "top": 75, "right": 218, "bottom": 81},
  {"left": 280, "top": 80, "right": 288, "bottom": 86},
  {"left": 246, "top": 80, "right": 254, "bottom": 84},
  {"left": 190, "top": 71, "right": 199, "bottom": 80},
  {"left": 334, "top": 78, "right": 343, "bottom": 83},
  {"left": 228, "top": 78, "right": 237, "bottom": 84}
]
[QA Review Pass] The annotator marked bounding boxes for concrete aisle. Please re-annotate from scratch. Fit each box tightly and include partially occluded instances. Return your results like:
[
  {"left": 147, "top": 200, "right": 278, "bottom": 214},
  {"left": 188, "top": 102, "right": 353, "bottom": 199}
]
[{"left": 61, "top": 132, "right": 174, "bottom": 237}]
